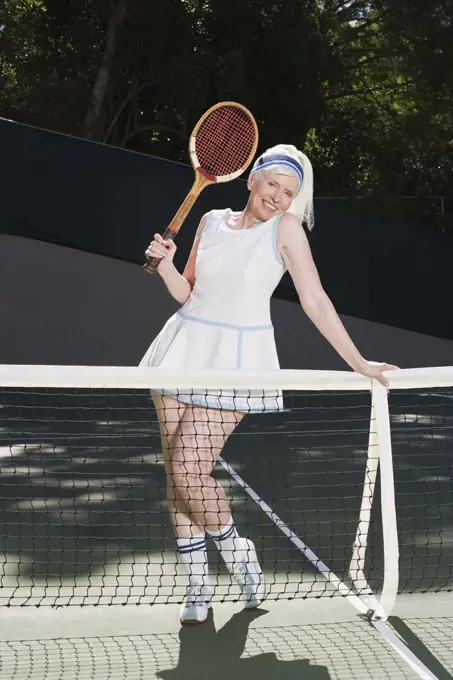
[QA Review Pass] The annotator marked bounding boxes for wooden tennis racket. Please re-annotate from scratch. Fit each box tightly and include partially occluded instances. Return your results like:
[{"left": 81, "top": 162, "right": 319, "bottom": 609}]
[{"left": 143, "top": 101, "right": 259, "bottom": 274}]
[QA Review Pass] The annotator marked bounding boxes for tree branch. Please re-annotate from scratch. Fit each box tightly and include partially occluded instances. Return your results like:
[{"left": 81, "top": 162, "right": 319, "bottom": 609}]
[
  {"left": 326, "top": 78, "right": 415, "bottom": 101},
  {"left": 103, "top": 79, "right": 154, "bottom": 143},
  {"left": 83, "top": 0, "right": 129, "bottom": 140}
]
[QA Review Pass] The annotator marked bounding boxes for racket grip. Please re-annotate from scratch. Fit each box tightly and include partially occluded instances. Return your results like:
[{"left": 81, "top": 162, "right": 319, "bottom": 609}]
[{"left": 142, "top": 228, "right": 177, "bottom": 275}]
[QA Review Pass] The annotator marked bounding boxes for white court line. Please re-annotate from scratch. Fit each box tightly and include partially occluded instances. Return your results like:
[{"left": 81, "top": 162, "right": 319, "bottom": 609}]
[{"left": 219, "top": 456, "right": 440, "bottom": 680}]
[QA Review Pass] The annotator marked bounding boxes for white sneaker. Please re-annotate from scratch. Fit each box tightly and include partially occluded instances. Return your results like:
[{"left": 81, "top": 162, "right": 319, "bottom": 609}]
[
  {"left": 180, "top": 585, "right": 212, "bottom": 624},
  {"left": 231, "top": 538, "right": 265, "bottom": 609}
]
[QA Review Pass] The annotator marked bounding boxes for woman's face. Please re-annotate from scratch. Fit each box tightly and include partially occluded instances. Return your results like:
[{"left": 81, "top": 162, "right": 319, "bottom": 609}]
[{"left": 248, "top": 171, "right": 299, "bottom": 222}]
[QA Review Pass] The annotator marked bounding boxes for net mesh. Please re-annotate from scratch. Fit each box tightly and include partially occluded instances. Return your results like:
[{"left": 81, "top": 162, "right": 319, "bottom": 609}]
[
  {"left": 194, "top": 106, "right": 256, "bottom": 176},
  {"left": 0, "top": 367, "right": 452, "bottom": 609}
]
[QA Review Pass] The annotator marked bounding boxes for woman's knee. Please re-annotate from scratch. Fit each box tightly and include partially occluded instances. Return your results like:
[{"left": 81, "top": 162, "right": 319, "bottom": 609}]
[
  {"left": 169, "top": 456, "right": 207, "bottom": 489},
  {"left": 163, "top": 405, "right": 244, "bottom": 494}
]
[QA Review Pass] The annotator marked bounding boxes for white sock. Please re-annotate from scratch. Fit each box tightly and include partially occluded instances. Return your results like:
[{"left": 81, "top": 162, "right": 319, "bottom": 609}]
[
  {"left": 176, "top": 533, "right": 210, "bottom": 588},
  {"left": 206, "top": 518, "right": 240, "bottom": 572}
]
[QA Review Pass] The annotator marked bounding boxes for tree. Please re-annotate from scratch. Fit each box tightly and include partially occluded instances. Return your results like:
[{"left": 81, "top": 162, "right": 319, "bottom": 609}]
[
  {"left": 1, "top": 0, "right": 452, "bottom": 222},
  {"left": 1, "top": 0, "right": 105, "bottom": 133}
]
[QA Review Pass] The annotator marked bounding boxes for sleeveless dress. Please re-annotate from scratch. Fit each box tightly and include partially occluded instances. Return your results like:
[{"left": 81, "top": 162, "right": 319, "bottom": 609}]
[{"left": 140, "top": 208, "right": 286, "bottom": 412}]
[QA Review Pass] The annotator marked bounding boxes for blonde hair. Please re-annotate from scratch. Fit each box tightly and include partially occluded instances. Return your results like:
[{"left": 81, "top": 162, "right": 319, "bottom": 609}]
[{"left": 250, "top": 143, "right": 315, "bottom": 230}]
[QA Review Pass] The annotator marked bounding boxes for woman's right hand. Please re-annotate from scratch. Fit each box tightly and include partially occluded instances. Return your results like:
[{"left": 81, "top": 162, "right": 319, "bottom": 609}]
[{"left": 145, "top": 233, "right": 177, "bottom": 272}]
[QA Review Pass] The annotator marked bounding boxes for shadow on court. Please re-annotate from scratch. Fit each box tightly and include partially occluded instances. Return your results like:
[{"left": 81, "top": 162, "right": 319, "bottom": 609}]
[
  {"left": 388, "top": 617, "right": 453, "bottom": 680},
  {"left": 157, "top": 609, "right": 331, "bottom": 680}
]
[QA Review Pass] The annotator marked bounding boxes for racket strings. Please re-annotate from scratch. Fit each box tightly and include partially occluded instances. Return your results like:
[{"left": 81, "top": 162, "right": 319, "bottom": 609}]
[{"left": 195, "top": 106, "right": 256, "bottom": 176}]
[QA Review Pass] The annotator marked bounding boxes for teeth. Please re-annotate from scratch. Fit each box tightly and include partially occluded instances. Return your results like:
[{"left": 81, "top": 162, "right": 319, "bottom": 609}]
[{"left": 263, "top": 201, "right": 276, "bottom": 211}]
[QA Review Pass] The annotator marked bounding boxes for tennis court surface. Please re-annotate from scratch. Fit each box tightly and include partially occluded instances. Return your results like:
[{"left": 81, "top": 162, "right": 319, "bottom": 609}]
[{"left": 0, "top": 364, "right": 452, "bottom": 679}]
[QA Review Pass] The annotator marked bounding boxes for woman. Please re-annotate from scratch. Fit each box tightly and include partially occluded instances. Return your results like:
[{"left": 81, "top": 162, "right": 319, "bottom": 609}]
[{"left": 141, "top": 144, "right": 396, "bottom": 624}]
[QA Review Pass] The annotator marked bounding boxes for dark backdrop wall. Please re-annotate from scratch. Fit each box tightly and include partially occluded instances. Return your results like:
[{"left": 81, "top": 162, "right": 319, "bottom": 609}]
[
  {"left": 2, "top": 234, "right": 453, "bottom": 369},
  {"left": 1, "top": 118, "right": 453, "bottom": 341}
]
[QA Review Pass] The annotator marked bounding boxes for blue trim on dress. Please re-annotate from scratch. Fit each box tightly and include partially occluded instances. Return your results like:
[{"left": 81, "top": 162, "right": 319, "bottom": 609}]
[
  {"left": 272, "top": 214, "right": 285, "bottom": 265},
  {"left": 236, "top": 330, "right": 243, "bottom": 369},
  {"left": 177, "top": 309, "right": 273, "bottom": 332},
  {"left": 200, "top": 209, "right": 217, "bottom": 236}
]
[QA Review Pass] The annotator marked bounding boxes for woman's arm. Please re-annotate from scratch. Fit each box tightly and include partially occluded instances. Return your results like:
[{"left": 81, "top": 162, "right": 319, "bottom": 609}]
[
  {"left": 278, "top": 214, "right": 397, "bottom": 386},
  {"left": 145, "top": 215, "right": 207, "bottom": 305}
]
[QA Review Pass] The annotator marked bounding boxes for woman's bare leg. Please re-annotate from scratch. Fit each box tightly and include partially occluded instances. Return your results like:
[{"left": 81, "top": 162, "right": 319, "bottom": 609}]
[
  {"left": 168, "top": 404, "right": 244, "bottom": 535},
  {"left": 168, "top": 403, "right": 265, "bottom": 609},
  {"left": 151, "top": 392, "right": 203, "bottom": 536},
  {"left": 153, "top": 393, "right": 241, "bottom": 622},
  {"left": 152, "top": 394, "right": 263, "bottom": 618}
]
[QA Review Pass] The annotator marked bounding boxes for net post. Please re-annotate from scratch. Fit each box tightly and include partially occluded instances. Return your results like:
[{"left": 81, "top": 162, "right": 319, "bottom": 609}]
[
  {"left": 348, "top": 381, "right": 399, "bottom": 622},
  {"left": 372, "top": 380, "right": 399, "bottom": 620},
  {"left": 348, "top": 392, "right": 380, "bottom": 598}
]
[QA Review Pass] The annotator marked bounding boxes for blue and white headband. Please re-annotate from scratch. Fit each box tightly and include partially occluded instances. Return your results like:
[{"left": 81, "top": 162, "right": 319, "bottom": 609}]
[{"left": 250, "top": 153, "right": 304, "bottom": 193}]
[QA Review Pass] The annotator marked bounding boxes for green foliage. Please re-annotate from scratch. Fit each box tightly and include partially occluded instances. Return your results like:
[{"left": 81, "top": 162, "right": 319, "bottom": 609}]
[
  {"left": 1, "top": 0, "right": 452, "bottom": 225},
  {"left": 0, "top": 0, "right": 104, "bottom": 132}
]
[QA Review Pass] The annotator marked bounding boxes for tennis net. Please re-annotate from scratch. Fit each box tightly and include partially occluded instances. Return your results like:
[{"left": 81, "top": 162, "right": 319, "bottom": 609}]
[{"left": 0, "top": 364, "right": 452, "bottom": 621}]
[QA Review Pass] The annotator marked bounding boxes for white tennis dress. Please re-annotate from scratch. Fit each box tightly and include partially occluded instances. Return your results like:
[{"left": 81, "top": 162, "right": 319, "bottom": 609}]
[{"left": 140, "top": 208, "right": 287, "bottom": 412}]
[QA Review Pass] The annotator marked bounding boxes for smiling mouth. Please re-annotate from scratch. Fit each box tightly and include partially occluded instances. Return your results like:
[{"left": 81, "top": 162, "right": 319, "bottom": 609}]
[{"left": 263, "top": 200, "right": 277, "bottom": 211}]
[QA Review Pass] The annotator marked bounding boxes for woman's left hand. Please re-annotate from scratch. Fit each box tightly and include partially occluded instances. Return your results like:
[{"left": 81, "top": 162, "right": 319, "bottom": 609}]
[{"left": 356, "top": 360, "right": 399, "bottom": 388}]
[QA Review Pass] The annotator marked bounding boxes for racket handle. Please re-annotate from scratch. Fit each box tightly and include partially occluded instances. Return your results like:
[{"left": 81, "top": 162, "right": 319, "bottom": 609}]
[
  {"left": 142, "top": 228, "right": 177, "bottom": 275},
  {"left": 143, "top": 174, "right": 210, "bottom": 275}
]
